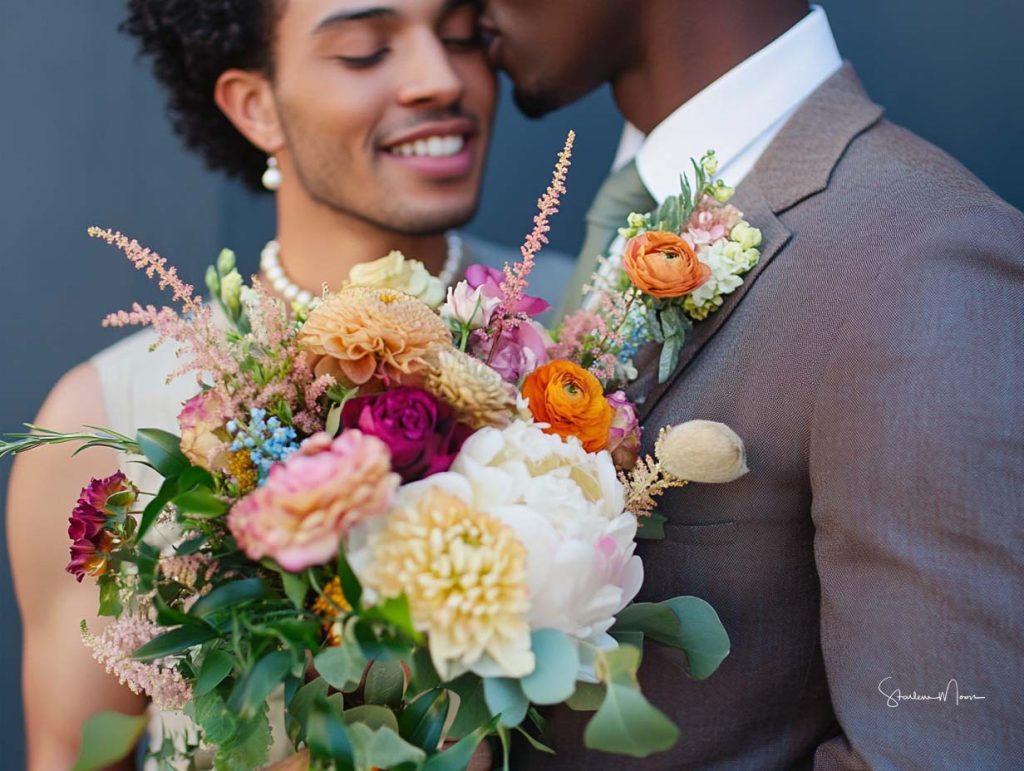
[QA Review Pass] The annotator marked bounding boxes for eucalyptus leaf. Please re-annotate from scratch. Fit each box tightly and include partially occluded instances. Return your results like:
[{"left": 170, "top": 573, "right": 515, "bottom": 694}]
[
  {"left": 314, "top": 642, "right": 366, "bottom": 693},
  {"left": 520, "top": 629, "right": 579, "bottom": 705},
  {"left": 286, "top": 677, "right": 329, "bottom": 745},
  {"left": 364, "top": 660, "right": 406, "bottom": 707},
  {"left": 71, "top": 711, "right": 149, "bottom": 771},
  {"left": 613, "top": 603, "right": 681, "bottom": 644},
  {"left": 659, "top": 332, "right": 684, "bottom": 384},
  {"left": 342, "top": 705, "right": 400, "bottom": 733},
  {"left": 136, "top": 428, "right": 190, "bottom": 477},
  {"left": 482, "top": 677, "right": 529, "bottom": 728},
  {"left": 566, "top": 681, "right": 606, "bottom": 712},
  {"left": 583, "top": 681, "right": 679, "bottom": 758},
  {"left": 347, "top": 723, "right": 426, "bottom": 771},
  {"left": 661, "top": 596, "right": 730, "bottom": 679}
]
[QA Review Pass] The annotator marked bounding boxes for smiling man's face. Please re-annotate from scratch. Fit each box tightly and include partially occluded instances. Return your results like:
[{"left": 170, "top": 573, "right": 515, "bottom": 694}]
[{"left": 270, "top": 0, "right": 496, "bottom": 235}]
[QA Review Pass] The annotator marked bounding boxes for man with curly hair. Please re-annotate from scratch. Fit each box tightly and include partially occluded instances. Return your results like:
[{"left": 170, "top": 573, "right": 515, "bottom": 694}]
[{"left": 8, "top": 1, "right": 549, "bottom": 768}]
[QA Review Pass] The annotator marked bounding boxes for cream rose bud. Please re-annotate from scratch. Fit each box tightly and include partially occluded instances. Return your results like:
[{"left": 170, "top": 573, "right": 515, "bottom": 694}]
[
  {"left": 177, "top": 391, "right": 231, "bottom": 472},
  {"left": 348, "top": 251, "right": 446, "bottom": 308},
  {"left": 441, "top": 281, "right": 500, "bottom": 330},
  {"left": 655, "top": 420, "right": 748, "bottom": 483}
]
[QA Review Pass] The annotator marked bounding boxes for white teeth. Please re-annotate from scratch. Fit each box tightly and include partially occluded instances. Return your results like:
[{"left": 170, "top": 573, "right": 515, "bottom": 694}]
[{"left": 390, "top": 134, "right": 466, "bottom": 158}]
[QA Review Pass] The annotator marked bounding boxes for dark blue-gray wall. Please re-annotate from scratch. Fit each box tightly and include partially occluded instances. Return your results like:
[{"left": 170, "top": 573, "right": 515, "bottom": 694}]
[{"left": 2, "top": 2, "right": 1021, "bottom": 763}]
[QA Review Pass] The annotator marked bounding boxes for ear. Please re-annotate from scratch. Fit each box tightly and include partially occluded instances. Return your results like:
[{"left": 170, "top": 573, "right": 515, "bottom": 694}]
[{"left": 214, "top": 68, "right": 285, "bottom": 155}]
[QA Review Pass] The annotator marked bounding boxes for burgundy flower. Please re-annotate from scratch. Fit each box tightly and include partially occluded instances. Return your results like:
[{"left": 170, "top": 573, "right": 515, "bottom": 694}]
[
  {"left": 464, "top": 264, "right": 550, "bottom": 318},
  {"left": 66, "top": 471, "right": 136, "bottom": 582},
  {"left": 340, "top": 388, "right": 474, "bottom": 483}
]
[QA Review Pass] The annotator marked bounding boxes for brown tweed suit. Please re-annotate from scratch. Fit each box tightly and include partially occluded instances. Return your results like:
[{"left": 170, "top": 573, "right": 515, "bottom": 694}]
[{"left": 516, "top": 65, "right": 1024, "bottom": 770}]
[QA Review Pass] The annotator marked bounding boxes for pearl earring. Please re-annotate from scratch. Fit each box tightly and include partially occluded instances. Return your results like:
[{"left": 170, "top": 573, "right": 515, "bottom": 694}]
[{"left": 262, "top": 156, "right": 282, "bottom": 191}]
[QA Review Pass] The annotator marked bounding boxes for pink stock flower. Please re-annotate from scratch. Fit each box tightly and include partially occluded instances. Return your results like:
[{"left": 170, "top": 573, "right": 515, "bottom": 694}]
[
  {"left": 66, "top": 472, "right": 136, "bottom": 582},
  {"left": 605, "top": 391, "right": 642, "bottom": 470},
  {"left": 471, "top": 318, "right": 552, "bottom": 382},
  {"left": 228, "top": 431, "right": 399, "bottom": 572},
  {"left": 465, "top": 264, "right": 549, "bottom": 318}
]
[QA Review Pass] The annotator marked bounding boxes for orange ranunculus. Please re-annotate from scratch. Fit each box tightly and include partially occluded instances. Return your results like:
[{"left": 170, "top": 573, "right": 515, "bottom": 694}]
[
  {"left": 522, "top": 360, "right": 614, "bottom": 452},
  {"left": 622, "top": 230, "right": 711, "bottom": 298}
]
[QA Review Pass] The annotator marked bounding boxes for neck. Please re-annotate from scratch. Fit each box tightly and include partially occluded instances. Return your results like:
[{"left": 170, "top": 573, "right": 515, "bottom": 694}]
[
  {"left": 269, "top": 181, "right": 449, "bottom": 296},
  {"left": 612, "top": 1, "right": 810, "bottom": 134}
]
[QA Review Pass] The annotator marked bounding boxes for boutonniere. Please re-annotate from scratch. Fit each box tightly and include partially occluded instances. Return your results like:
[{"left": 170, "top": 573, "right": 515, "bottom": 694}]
[{"left": 552, "top": 151, "right": 762, "bottom": 387}]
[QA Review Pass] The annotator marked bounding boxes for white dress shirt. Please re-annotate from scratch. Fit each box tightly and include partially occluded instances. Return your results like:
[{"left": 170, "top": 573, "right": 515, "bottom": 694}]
[{"left": 611, "top": 5, "right": 843, "bottom": 202}]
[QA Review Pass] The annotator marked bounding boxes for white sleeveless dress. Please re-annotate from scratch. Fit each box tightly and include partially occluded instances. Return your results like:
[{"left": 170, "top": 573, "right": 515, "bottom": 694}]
[{"left": 91, "top": 328, "right": 290, "bottom": 769}]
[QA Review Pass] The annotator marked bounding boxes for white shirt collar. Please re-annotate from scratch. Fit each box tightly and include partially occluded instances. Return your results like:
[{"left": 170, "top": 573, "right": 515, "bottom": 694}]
[{"left": 614, "top": 5, "right": 842, "bottom": 203}]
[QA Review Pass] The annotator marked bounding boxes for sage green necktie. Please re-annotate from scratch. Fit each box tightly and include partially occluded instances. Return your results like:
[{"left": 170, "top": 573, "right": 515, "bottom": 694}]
[{"left": 560, "top": 159, "right": 656, "bottom": 317}]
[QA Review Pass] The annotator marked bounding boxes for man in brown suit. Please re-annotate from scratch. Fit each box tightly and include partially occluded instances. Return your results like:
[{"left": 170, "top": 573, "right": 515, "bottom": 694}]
[{"left": 482, "top": 0, "right": 1024, "bottom": 768}]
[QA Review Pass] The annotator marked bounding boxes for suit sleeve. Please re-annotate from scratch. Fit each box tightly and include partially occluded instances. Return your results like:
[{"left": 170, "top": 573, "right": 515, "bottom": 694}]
[{"left": 808, "top": 204, "right": 1024, "bottom": 769}]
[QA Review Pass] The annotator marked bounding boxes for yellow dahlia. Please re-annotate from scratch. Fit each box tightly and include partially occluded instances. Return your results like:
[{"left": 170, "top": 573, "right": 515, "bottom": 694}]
[
  {"left": 297, "top": 287, "right": 452, "bottom": 386},
  {"left": 424, "top": 349, "right": 518, "bottom": 429},
  {"left": 357, "top": 481, "right": 534, "bottom": 680}
]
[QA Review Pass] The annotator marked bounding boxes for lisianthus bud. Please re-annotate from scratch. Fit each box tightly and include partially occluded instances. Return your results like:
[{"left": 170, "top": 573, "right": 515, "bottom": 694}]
[
  {"left": 441, "top": 281, "right": 500, "bottom": 331},
  {"left": 655, "top": 420, "right": 748, "bottom": 483},
  {"left": 220, "top": 269, "right": 243, "bottom": 316},
  {"left": 605, "top": 391, "right": 642, "bottom": 470},
  {"left": 702, "top": 151, "right": 720, "bottom": 177},
  {"left": 216, "top": 248, "right": 237, "bottom": 276}
]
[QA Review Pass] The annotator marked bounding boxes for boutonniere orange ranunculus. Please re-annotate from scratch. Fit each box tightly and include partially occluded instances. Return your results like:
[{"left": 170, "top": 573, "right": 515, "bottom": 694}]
[
  {"left": 522, "top": 360, "right": 613, "bottom": 452},
  {"left": 623, "top": 230, "right": 711, "bottom": 298}
]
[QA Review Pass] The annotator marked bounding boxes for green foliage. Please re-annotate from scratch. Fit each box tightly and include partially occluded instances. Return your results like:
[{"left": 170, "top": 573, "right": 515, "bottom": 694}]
[
  {"left": 214, "top": 707, "right": 272, "bottom": 771},
  {"left": 483, "top": 677, "right": 529, "bottom": 728},
  {"left": 195, "top": 648, "right": 235, "bottom": 697},
  {"left": 138, "top": 476, "right": 178, "bottom": 541},
  {"left": 189, "top": 578, "right": 272, "bottom": 620},
  {"left": 583, "top": 645, "right": 679, "bottom": 758},
  {"left": 71, "top": 711, "right": 148, "bottom": 771},
  {"left": 347, "top": 722, "right": 427, "bottom": 771},
  {"left": 172, "top": 487, "right": 228, "bottom": 518},
  {"left": 228, "top": 650, "right": 292, "bottom": 719},
  {"left": 136, "top": 428, "right": 191, "bottom": 477},
  {"left": 421, "top": 716, "right": 500, "bottom": 771},
  {"left": 365, "top": 659, "right": 406, "bottom": 707},
  {"left": 445, "top": 675, "right": 490, "bottom": 739},
  {"left": 0, "top": 424, "right": 139, "bottom": 462},
  {"left": 133, "top": 624, "right": 217, "bottom": 661},
  {"left": 307, "top": 698, "right": 356, "bottom": 769},
  {"left": 660, "top": 596, "right": 731, "bottom": 679},
  {"left": 566, "top": 681, "right": 606, "bottom": 712},
  {"left": 314, "top": 632, "right": 367, "bottom": 693},
  {"left": 520, "top": 629, "right": 579, "bottom": 705},
  {"left": 398, "top": 689, "right": 450, "bottom": 751},
  {"left": 97, "top": 573, "right": 122, "bottom": 617},
  {"left": 192, "top": 687, "right": 239, "bottom": 746},
  {"left": 635, "top": 512, "right": 667, "bottom": 540}
]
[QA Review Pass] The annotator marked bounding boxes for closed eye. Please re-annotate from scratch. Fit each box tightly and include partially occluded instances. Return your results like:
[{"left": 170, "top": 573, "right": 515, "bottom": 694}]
[{"left": 337, "top": 49, "right": 390, "bottom": 68}]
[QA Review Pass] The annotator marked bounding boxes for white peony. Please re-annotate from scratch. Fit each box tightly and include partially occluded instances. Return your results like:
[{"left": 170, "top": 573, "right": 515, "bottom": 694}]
[{"left": 451, "top": 423, "right": 643, "bottom": 673}]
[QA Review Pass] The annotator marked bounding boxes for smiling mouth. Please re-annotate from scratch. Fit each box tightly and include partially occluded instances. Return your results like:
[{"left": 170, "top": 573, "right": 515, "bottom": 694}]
[{"left": 387, "top": 134, "right": 467, "bottom": 159}]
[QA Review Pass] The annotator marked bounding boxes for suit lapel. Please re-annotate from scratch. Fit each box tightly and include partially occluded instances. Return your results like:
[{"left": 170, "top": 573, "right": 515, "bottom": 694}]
[{"left": 632, "top": 64, "right": 884, "bottom": 422}]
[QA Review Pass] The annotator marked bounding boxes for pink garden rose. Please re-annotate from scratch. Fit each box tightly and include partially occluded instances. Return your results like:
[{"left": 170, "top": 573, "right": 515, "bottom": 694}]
[
  {"left": 340, "top": 388, "right": 473, "bottom": 484},
  {"left": 606, "top": 391, "right": 642, "bottom": 470},
  {"left": 177, "top": 391, "right": 231, "bottom": 472},
  {"left": 228, "top": 431, "right": 399, "bottom": 572}
]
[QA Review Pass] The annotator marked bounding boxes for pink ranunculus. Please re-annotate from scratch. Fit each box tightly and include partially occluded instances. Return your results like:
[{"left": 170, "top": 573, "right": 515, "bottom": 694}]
[
  {"left": 464, "top": 264, "right": 550, "bottom": 318},
  {"left": 66, "top": 471, "right": 137, "bottom": 582},
  {"left": 339, "top": 387, "right": 474, "bottom": 483},
  {"left": 472, "top": 319, "right": 552, "bottom": 383},
  {"left": 227, "top": 431, "right": 399, "bottom": 572},
  {"left": 177, "top": 391, "right": 231, "bottom": 472},
  {"left": 605, "top": 391, "right": 642, "bottom": 471}
]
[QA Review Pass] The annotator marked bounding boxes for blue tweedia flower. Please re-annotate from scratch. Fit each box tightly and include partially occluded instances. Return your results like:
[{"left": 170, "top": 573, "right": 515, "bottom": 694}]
[
  {"left": 228, "top": 408, "right": 300, "bottom": 484},
  {"left": 618, "top": 306, "right": 650, "bottom": 362}
]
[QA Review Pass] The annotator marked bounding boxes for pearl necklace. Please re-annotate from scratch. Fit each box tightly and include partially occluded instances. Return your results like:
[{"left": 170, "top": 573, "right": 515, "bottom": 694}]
[{"left": 260, "top": 232, "right": 464, "bottom": 307}]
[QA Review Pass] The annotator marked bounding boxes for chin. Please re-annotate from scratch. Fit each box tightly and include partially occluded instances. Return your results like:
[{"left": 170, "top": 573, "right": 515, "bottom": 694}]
[
  {"left": 512, "top": 82, "right": 571, "bottom": 119},
  {"left": 386, "top": 200, "right": 478, "bottom": 237}
]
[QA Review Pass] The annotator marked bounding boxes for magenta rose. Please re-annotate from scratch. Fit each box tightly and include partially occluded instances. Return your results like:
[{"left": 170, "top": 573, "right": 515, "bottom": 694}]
[
  {"left": 340, "top": 388, "right": 474, "bottom": 483},
  {"left": 464, "top": 264, "right": 550, "bottom": 317}
]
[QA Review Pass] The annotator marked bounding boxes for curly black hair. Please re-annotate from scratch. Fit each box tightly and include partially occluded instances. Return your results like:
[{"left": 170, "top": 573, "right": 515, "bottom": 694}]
[{"left": 121, "top": 0, "right": 281, "bottom": 191}]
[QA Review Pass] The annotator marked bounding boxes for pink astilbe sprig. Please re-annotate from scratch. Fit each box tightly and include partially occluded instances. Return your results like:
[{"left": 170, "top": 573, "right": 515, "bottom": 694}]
[
  {"left": 493, "top": 130, "right": 575, "bottom": 332},
  {"left": 82, "top": 615, "right": 192, "bottom": 710},
  {"left": 89, "top": 227, "right": 199, "bottom": 312}
]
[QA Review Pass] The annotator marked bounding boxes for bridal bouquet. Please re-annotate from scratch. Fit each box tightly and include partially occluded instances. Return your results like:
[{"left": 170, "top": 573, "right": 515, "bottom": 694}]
[{"left": 2, "top": 134, "right": 747, "bottom": 771}]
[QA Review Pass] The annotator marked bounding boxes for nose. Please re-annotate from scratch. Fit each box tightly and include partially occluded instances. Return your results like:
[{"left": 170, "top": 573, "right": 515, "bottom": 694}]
[{"left": 396, "top": 31, "right": 465, "bottom": 108}]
